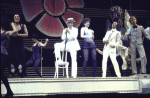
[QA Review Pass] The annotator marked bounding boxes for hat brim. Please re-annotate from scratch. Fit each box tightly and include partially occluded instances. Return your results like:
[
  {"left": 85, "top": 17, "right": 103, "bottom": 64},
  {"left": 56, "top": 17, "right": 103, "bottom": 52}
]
[{"left": 66, "top": 21, "right": 75, "bottom": 23}]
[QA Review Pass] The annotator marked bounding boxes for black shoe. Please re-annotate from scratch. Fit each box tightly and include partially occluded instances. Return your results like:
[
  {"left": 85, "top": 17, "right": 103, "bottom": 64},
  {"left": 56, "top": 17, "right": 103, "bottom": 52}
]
[{"left": 4, "top": 91, "right": 13, "bottom": 97}]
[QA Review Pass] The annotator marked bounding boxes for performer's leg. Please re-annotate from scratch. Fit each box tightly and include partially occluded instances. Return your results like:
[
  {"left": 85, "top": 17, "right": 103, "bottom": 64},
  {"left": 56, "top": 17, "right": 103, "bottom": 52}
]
[
  {"left": 109, "top": 52, "right": 121, "bottom": 77},
  {"left": 137, "top": 44, "right": 147, "bottom": 74},
  {"left": 34, "top": 59, "right": 42, "bottom": 77},
  {"left": 70, "top": 49, "right": 77, "bottom": 78},
  {"left": 117, "top": 56, "right": 123, "bottom": 76},
  {"left": 26, "top": 59, "right": 34, "bottom": 67},
  {"left": 83, "top": 49, "right": 89, "bottom": 77},
  {"left": 109, "top": 63, "right": 116, "bottom": 77},
  {"left": 17, "top": 53, "right": 26, "bottom": 77},
  {"left": 102, "top": 50, "right": 109, "bottom": 77},
  {"left": 130, "top": 43, "right": 137, "bottom": 74},
  {"left": 1, "top": 54, "right": 13, "bottom": 97},
  {"left": 20, "top": 53, "right": 26, "bottom": 76},
  {"left": 91, "top": 48, "right": 97, "bottom": 77},
  {"left": 8, "top": 56, "right": 16, "bottom": 77}
]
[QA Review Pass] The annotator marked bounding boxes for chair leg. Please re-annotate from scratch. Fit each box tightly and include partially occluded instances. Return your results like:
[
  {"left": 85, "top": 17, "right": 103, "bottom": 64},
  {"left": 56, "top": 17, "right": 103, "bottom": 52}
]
[
  {"left": 56, "top": 66, "right": 59, "bottom": 78},
  {"left": 63, "top": 68, "right": 64, "bottom": 76},
  {"left": 66, "top": 64, "right": 69, "bottom": 78},
  {"left": 54, "top": 65, "right": 57, "bottom": 78}
]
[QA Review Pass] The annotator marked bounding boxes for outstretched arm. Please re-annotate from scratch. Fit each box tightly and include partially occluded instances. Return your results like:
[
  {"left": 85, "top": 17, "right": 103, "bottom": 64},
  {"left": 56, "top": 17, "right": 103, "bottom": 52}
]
[
  {"left": 96, "top": 48, "right": 103, "bottom": 55},
  {"left": 6, "top": 22, "right": 17, "bottom": 36},
  {"left": 25, "top": 46, "right": 32, "bottom": 52},
  {"left": 17, "top": 24, "right": 28, "bottom": 37},
  {"left": 38, "top": 38, "right": 49, "bottom": 47},
  {"left": 141, "top": 26, "right": 150, "bottom": 41}
]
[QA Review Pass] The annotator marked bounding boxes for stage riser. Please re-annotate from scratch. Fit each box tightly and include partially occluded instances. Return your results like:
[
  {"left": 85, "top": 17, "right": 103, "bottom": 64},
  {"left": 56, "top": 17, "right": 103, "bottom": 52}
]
[
  {"left": 4, "top": 67, "right": 132, "bottom": 78},
  {"left": 1, "top": 78, "right": 144, "bottom": 96}
]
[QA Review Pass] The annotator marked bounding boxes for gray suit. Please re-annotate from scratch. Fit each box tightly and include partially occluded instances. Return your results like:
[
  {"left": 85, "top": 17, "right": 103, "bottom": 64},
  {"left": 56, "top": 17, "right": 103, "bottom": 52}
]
[{"left": 127, "top": 25, "right": 150, "bottom": 74}]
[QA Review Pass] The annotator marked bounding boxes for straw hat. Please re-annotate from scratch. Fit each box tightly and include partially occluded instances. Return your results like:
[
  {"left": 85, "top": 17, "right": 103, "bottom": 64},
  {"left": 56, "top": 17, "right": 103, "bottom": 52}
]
[{"left": 66, "top": 18, "right": 75, "bottom": 23}]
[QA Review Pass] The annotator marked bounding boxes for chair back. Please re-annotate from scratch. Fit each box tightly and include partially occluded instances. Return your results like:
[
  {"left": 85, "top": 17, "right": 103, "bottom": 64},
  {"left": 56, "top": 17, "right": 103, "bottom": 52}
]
[
  {"left": 61, "top": 51, "right": 68, "bottom": 62},
  {"left": 55, "top": 50, "right": 68, "bottom": 62}
]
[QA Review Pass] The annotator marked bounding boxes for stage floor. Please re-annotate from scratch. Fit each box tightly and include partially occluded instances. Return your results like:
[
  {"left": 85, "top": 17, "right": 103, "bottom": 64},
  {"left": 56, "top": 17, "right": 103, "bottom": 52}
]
[{"left": 1, "top": 75, "right": 150, "bottom": 97}]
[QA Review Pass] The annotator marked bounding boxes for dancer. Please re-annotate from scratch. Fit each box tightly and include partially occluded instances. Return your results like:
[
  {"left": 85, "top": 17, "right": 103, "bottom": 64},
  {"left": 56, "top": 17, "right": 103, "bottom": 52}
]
[
  {"left": 102, "top": 21, "right": 121, "bottom": 77},
  {"left": 80, "top": 18, "right": 97, "bottom": 77},
  {"left": 1, "top": 17, "right": 17, "bottom": 97},
  {"left": 125, "top": 16, "right": 150, "bottom": 77},
  {"left": 96, "top": 40, "right": 128, "bottom": 77},
  {"left": 8, "top": 14, "right": 28, "bottom": 78},
  {"left": 54, "top": 18, "right": 80, "bottom": 78},
  {"left": 25, "top": 34, "right": 49, "bottom": 77}
]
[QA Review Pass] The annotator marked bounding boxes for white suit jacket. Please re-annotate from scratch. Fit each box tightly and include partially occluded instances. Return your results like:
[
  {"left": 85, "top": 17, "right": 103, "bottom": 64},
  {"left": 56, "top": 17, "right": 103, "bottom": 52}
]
[
  {"left": 61, "top": 27, "right": 80, "bottom": 51},
  {"left": 103, "top": 29, "right": 121, "bottom": 53}
]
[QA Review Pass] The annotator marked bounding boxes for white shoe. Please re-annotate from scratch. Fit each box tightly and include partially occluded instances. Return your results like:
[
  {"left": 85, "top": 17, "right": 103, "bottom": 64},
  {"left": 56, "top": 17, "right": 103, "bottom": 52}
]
[
  {"left": 18, "top": 64, "right": 22, "bottom": 69},
  {"left": 122, "top": 63, "right": 127, "bottom": 70},
  {"left": 129, "top": 74, "right": 139, "bottom": 77}
]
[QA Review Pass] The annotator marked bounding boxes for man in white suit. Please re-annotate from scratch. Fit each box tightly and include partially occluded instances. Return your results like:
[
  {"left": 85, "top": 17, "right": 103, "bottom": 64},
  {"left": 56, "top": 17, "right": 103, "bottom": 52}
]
[
  {"left": 102, "top": 21, "right": 121, "bottom": 77},
  {"left": 54, "top": 18, "right": 80, "bottom": 78}
]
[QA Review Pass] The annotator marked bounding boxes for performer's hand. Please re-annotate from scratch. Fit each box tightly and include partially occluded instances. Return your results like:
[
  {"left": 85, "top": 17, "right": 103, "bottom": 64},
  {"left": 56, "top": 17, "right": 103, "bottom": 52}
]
[
  {"left": 125, "top": 32, "right": 129, "bottom": 36},
  {"left": 90, "top": 29, "right": 94, "bottom": 33},
  {"left": 96, "top": 48, "right": 99, "bottom": 51},
  {"left": 65, "top": 28, "right": 69, "bottom": 33},
  {"left": 6, "top": 31, "right": 10, "bottom": 35},
  {"left": 46, "top": 38, "right": 49, "bottom": 42},
  {"left": 109, "top": 44, "right": 115, "bottom": 48},
  {"left": 12, "top": 32, "right": 18, "bottom": 37},
  {"left": 104, "top": 39, "right": 109, "bottom": 43},
  {"left": 125, "top": 56, "right": 129, "bottom": 60},
  {"left": 25, "top": 46, "right": 28, "bottom": 50}
]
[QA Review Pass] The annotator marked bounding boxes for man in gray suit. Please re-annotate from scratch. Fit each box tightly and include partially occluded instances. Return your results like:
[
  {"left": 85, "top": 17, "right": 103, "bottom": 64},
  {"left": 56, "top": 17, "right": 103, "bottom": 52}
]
[{"left": 125, "top": 16, "right": 150, "bottom": 77}]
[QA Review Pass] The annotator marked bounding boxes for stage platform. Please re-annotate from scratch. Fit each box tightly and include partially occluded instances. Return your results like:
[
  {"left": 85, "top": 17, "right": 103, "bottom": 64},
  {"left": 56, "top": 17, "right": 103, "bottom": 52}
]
[{"left": 1, "top": 75, "right": 150, "bottom": 97}]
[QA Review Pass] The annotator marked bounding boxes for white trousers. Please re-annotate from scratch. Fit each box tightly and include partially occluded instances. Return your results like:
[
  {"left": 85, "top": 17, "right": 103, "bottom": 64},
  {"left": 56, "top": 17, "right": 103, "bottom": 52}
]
[
  {"left": 54, "top": 43, "right": 77, "bottom": 78},
  {"left": 102, "top": 49, "right": 121, "bottom": 77}
]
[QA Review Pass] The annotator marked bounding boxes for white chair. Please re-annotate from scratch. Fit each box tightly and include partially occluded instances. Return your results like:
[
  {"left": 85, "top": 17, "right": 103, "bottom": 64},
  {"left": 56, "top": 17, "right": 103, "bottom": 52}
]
[{"left": 54, "top": 51, "right": 69, "bottom": 78}]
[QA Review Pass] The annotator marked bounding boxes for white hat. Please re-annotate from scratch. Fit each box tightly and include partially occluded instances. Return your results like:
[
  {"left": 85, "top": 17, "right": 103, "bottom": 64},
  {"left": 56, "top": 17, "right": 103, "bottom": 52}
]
[{"left": 66, "top": 18, "right": 75, "bottom": 23}]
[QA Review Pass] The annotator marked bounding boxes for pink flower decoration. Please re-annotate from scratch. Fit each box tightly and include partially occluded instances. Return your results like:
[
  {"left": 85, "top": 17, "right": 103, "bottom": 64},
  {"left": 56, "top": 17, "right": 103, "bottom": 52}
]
[{"left": 20, "top": 0, "right": 84, "bottom": 37}]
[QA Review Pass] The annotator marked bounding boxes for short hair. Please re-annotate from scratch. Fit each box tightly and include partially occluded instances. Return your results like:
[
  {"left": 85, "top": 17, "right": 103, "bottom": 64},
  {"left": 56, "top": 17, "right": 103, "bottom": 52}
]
[
  {"left": 129, "top": 16, "right": 137, "bottom": 23},
  {"left": 32, "top": 34, "right": 39, "bottom": 40},
  {"left": 82, "top": 18, "right": 91, "bottom": 25}
]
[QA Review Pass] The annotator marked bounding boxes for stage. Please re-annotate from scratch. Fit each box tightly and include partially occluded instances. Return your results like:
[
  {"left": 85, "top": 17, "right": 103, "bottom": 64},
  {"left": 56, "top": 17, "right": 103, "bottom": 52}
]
[{"left": 1, "top": 75, "right": 150, "bottom": 97}]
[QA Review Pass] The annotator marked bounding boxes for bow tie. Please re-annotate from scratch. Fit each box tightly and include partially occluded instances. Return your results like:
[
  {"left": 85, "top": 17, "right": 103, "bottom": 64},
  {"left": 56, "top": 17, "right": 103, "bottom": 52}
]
[{"left": 133, "top": 26, "right": 137, "bottom": 28}]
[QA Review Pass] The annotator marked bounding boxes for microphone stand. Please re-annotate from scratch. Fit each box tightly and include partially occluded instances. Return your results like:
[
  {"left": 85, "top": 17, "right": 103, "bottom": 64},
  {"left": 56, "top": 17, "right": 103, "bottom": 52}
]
[{"left": 63, "top": 29, "right": 68, "bottom": 61}]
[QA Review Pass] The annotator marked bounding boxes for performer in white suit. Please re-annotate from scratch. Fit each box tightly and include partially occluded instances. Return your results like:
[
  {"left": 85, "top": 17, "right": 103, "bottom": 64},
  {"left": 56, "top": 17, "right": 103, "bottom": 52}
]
[
  {"left": 54, "top": 18, "right": 80, "bottom": 78},
  {"left": 102, "top": 21, "right": 121, "bottom": 77}
]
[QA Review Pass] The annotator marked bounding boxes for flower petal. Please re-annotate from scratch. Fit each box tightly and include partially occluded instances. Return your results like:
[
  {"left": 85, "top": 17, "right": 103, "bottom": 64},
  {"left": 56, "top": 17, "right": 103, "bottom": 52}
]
[
  {"left": 44, "top": 0, "right": 66, "bottom": 16},
  {"left": 20, "top": 0, "right": 43, "bottom": 22},
  {"left": 36, "top": 13, "right": 64, "bottom": 37},
  {"left": 62, "top": 9, "right": 84, "bottom": 27},
  {"left": 66, "top": 0, "right": 84, "bottom": 8}
]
